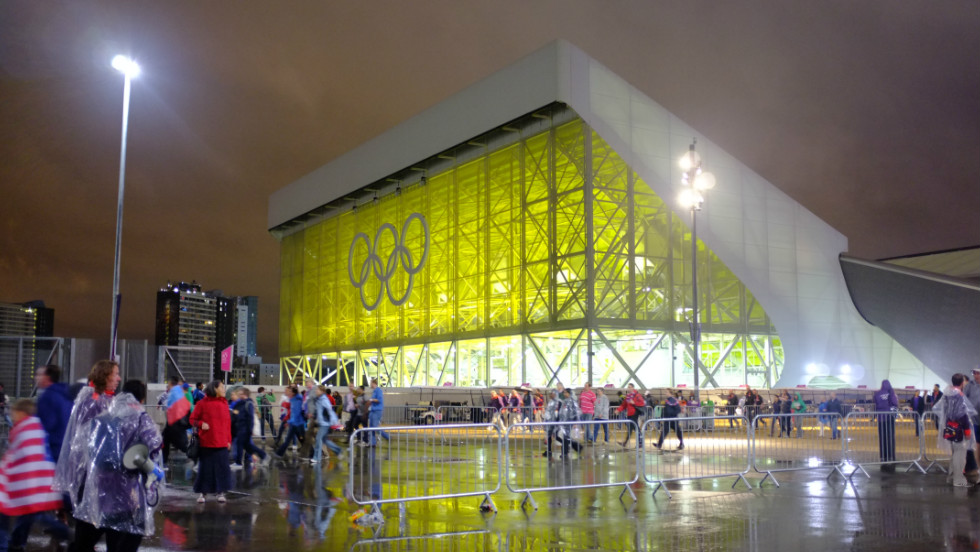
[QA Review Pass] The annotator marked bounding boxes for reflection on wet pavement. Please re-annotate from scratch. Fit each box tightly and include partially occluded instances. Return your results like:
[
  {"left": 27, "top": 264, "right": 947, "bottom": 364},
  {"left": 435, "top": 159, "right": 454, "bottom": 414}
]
[{"left": 52, "top": 442, "right": 978, "bottom": 552}]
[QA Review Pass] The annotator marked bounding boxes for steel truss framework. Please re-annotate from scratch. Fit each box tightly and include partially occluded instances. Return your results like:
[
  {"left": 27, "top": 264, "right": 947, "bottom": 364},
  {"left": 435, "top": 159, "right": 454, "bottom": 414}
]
[{"left": 279, "top": 113, "right": 783, "bottom": 389}]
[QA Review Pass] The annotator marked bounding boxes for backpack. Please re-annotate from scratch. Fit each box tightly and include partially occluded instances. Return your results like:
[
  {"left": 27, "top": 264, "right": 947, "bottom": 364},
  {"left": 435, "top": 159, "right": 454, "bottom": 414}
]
[
  {"left": 944, "top": 417, "right": 966, "bottom": 442},
  {"left": 632, "top": 394, "right": 646, "bottom": 408},
  {"left": 664, "top": 402, "right": 681, "bottom": 418}
]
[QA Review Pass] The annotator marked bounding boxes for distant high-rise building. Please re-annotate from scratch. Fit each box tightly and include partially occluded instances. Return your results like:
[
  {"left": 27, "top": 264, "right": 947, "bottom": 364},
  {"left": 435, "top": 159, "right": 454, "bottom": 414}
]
[
  {"left": 155, "top": 281, "right": 216, "bottom": 383},
  {"left": 211, "top": 293, "right": 258, "bottom": 373},
  {"left": 0, "top": 300, "right": 55, "bottom": 395}
]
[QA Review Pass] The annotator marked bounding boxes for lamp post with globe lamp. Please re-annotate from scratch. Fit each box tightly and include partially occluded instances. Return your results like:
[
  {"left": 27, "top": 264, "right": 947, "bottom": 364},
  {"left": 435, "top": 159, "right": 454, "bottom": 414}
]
[
  {"left": 677, "top": 139, "right": 715, "bottom": 404},
  {"left": 109, "top": 55, "right": 140, "bottom": 360}
]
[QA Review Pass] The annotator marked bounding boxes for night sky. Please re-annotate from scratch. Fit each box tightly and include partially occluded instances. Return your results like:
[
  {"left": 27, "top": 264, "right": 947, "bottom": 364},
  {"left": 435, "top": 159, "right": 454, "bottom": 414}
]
[{"left": 1, "top": 1, "right": 977, "bottom": 360}]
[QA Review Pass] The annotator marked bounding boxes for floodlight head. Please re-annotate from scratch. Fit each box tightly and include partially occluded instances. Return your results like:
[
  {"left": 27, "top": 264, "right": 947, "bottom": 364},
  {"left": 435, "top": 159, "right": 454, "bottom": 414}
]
[
  {"left": 111, "top": 55, "right": 141, "bottom": 78},
  {"left": 694, "top": 172, "right": 716, "bottom": 191},
  {"left": 678, "top": 142, "right": 701, "bottom": 172},
  {"left": 678, "top": 188, "right": 702, "bottom": 209}
]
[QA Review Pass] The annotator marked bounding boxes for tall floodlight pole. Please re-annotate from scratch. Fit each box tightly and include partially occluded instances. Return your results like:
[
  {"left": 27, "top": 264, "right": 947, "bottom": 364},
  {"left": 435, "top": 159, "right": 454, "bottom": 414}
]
[
  {"left": 678, "top": 139, "right": 715, "bottom": 404},
  {"left": 109, "top": 55, "right": 140, "bottom": 361}
]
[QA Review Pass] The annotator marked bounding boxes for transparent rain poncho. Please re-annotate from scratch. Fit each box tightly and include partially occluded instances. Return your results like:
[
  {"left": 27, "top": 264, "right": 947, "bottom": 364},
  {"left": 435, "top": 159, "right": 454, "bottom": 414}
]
[
  {"left": 54, "top": 388, "right": 164, "bottom": 536},
  {"left": 934, "top": 385, "right": 978, "bottom": 455}
]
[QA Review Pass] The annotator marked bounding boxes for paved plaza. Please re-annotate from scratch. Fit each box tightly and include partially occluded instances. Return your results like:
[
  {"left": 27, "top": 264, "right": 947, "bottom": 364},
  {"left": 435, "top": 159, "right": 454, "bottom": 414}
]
[{"left": 21, "top": 429, "right": 977, "bottom": 552}]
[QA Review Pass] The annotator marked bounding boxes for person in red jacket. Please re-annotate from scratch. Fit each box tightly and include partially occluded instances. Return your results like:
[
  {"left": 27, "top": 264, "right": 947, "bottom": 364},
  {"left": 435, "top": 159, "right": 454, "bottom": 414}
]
[
  {"left": 616, "top": 384, "right": 646, "bottom": 448},
  {"left": 189, "top": 380, "right": 232, "bottom": 504}
]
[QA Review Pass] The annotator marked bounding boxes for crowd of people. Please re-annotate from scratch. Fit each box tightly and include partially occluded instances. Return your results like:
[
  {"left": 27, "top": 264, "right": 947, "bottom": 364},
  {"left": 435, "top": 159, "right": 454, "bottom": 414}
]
[
  {"left": 0, "top": 360, "right": 163, "bottom": 551},
  {"left": 3, "top": 360, "right": 978, "bottom": 550}
]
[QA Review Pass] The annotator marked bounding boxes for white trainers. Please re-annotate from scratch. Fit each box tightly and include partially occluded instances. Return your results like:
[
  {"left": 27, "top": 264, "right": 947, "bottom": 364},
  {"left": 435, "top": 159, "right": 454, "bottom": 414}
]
[
  {"left": 217, "top": 493, "right": 227, "bottom": 503},
  {"left": 197, "top": 494, "right": 206, "bottom": 503}
]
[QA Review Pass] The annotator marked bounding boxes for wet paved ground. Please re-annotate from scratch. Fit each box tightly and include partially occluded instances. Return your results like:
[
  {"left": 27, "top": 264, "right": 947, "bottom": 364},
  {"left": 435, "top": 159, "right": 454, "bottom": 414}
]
[{"left": 26, "top": 434, "right": 980, "bottom": 551}]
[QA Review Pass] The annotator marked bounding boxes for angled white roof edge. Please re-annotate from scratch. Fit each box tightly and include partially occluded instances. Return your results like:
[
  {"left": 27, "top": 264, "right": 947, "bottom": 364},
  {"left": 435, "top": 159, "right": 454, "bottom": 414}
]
[{"left": 268, "top": 41, "right": 569, "bottom": 230}]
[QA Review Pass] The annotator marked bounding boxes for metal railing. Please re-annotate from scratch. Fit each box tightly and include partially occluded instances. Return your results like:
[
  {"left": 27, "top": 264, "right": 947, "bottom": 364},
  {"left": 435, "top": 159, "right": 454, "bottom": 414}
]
[
  {"left": 340, "top": 408, "right": 957, "bottom": 519},
  {"left": 843, "top": 411, "right": 925, "bottom": 478},
  {"left": 751, "top": 413, "right": 847, "bottom": 487},
  {"left": 641, "top": 415, "right": 752, "bottom": 498},
  {"left": 347, "top": 424, "right": 501, "bottom": 519},
  {"left": 503, "top": 420, "right": 639, "bottom": 510},
  {"left": 919, "top": 411, "right": 949, "bottom": 474}
]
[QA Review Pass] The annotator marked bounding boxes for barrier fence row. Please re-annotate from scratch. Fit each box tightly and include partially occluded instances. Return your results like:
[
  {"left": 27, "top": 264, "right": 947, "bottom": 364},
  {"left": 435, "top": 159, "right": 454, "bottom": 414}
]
[{"left": 343, "top": 410, "right": 955, "bottom": 522}]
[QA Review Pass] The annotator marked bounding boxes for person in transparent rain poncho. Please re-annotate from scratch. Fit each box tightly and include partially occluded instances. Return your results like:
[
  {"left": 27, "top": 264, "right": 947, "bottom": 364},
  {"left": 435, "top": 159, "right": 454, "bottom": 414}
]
[
  {"left": 935, "top": 375, "right": 978, "bottom": 487},
  {"left": 555, "top": 388, "right": 584, "bottom": 459},
  {"left": 54, "top": 361, "right": 163, "bottom": 552}
]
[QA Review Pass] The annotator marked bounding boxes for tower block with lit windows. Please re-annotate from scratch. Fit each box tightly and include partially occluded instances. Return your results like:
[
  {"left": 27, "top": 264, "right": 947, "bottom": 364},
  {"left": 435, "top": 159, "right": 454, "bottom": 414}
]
[{"left": 268, "top": 41, "right": 930, "bottom": 390}]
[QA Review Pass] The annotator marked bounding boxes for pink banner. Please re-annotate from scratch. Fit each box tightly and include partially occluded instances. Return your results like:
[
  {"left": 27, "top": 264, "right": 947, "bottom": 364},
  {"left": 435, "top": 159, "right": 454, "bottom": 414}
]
[{"left": 220, "top": 345, "right": 233, "bottom": 372}]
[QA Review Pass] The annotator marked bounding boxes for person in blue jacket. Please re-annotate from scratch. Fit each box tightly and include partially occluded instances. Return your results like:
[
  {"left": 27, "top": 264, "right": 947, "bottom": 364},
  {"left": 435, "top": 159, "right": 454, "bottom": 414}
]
[
  {"left": 34, "top": 364, "right": 73, "bottom": 462},
  {"left": 232, "top": 388, "right": 268, "bottom": 468},
  {"left": 275, "top": 387, "right": 307, "bottom": 458},
  {"left": 367, "top": 379, "right": 389, "bottom": 447}
]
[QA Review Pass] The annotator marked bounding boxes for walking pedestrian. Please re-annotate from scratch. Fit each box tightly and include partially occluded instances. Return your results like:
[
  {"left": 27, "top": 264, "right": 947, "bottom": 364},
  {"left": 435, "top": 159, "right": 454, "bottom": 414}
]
[
  {"left": 312, "top": 386, "right": 343, "bottom": 465},
  {"left": 592, "top": 387, "right": 610, "bottom": 443},
  {"left": 367, "top": 379, "right": 389, "bottom": 447},
  {"left": 655, "top": 395, "right": 684, "bottom": 450},
  {"left": 55, "top": 364, "right": 163, "bottom": 551},
  {"left": 160, "top": 377, "right": 191, "bottom": 467},
  {"left": 556, "top": 388, "right": 583, "bottom": 459},
  {"left": 579, "top": 382, "right": 596, "bottom": 443},
  {"left": 232, "top": 388, "right": 269, "bottom": 469},
  {"left": 34, "top": 364, "right": 73, "bottom": 462},
  {"left": 54, "top": 360, "right": 119, "bottom": 542},
  {"left": 616, "top": 384, "right": 645, "bottom": 448},
  {"left": 343, "top": 386, "right": 358, "bottom": 434},
  {"left": 541, "top": 389, "right": 561, "bottom": 458},
  {"left": 256, "top": 387, "right": 276, "bottom": 440},
  {"left": 792, "top": 392, "right": 807, "bottom": 437},
  {"left": 0, "top": 400, "right": 70, "bottom": 552},
  {"left": 189, "top": 380, "right": 233, "bottom": 503},
  {"left": 275, "top": 387, "right": 306, "bottom": 457},
  {"left": 355, "top": 386, "right": 371, "bottom": 445}
]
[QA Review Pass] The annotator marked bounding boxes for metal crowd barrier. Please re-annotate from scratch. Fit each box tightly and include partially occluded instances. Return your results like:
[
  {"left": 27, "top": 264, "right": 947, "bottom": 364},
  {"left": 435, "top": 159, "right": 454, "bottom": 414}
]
[
  {"left": 751, "top": 413, "right": 846, "bottom": 487},
  {"left": 641, "top": 415, "right": 752, "bottom": 498},
  {"left": 843, "top": 411, "right": 925, "bottom": 478},
  {"left": 920, "top": 411, "right": 949, "bottom": 474},
  {"left": 503, "top": 420, "right": 639, "bottom": 510},
  {"left": 348, "top": 424, "right": 501, "bottom": 520}
]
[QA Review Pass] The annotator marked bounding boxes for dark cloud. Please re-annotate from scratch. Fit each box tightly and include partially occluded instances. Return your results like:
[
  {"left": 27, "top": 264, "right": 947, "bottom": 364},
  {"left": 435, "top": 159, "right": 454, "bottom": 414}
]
[{"left": 1, "top": 1, "right": 977, "bottom": 359}]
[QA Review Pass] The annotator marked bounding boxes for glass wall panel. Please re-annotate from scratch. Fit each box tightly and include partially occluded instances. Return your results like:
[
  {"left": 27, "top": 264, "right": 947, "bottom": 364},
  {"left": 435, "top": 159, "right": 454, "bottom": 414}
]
[
  {"left": 277, "top": 111, "right": 783, "bottom": 389},
  {"left": 457, "top": 338, "right": 487, "bottom": 387},
  {"left": 488, "top": 336, "right": 522, "bottom": 387},
  {"left": 426, "top": 341, "right": 455, "bottom": 386},
  {"left": 402, "top": 345, "right": 427, "bottom": 387}
]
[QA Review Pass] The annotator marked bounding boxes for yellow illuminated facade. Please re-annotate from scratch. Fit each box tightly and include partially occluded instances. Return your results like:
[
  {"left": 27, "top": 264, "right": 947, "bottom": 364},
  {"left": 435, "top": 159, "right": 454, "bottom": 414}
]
[{"left": 278, "top": 109, "right": 782, "bottom": 389}]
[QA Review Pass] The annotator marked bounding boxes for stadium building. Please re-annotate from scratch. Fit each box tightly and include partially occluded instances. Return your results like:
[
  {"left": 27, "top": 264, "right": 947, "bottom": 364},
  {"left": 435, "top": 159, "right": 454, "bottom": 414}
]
[{"left": 268, "top": 41, "right": 935, "bottom": 389}]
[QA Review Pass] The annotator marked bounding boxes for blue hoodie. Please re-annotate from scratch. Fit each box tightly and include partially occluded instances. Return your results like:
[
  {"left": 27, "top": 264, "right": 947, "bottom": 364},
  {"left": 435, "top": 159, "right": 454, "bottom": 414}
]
[{"left": 37, "top": 382, "right": 73, "bottom": 461}]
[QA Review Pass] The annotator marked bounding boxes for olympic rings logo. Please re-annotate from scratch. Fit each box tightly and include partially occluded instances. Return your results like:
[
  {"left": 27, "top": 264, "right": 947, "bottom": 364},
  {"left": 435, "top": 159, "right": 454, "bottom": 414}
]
[{"left": 347, "top": 212, "right": 430, "bottom": 311}]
